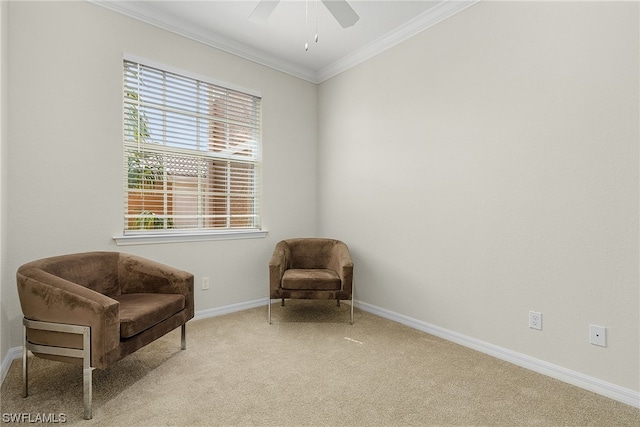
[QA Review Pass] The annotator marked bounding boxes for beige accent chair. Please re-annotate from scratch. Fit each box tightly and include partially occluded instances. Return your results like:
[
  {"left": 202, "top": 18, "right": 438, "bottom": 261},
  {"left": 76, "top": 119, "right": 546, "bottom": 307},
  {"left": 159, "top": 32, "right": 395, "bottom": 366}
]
[
  {"left": 269, "top": 238, "right": 354, "bottom": 324},
  {"left": 16, "top": 252, "right": 194, "bottom": 419}
]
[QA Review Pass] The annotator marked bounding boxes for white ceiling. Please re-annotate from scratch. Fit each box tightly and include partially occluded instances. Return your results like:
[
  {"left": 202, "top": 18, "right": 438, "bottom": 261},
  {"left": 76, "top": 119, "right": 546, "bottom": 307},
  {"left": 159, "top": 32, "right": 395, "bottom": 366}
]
[{"left": 92, "top": 0, "right": 478, "bottom": 83}]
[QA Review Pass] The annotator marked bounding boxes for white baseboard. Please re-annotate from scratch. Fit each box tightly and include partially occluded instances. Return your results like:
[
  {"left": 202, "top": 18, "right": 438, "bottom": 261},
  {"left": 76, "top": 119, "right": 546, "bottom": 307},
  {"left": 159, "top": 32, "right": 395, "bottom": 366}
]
[
  {"left": 354, "top": 300, "right": 640, "bottom": 409},
  {"left": 4, "top": 298, "right": 638, "bottom": 409},
  {"left": 193, "top": 297, "right": 269, "bottom": 321},
  {"left": 1, "top": 346, "right": 21, "bottom": 385}
]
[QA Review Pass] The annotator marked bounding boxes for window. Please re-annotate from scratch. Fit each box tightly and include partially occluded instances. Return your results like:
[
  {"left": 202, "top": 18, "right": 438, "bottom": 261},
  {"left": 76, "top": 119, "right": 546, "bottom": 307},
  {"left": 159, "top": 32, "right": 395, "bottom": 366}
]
[{"left": 121, "top": 60, "right": 262, "bottom": 242}]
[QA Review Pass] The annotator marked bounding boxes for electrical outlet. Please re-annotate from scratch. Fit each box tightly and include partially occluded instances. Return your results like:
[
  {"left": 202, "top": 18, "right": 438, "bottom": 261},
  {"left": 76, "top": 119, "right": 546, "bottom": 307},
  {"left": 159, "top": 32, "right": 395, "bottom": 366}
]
[
  {"left": 529, "top": 311, "right": 542, "bottom": 330},
  {"left": 589, "top": 324, "right": 606, "bottom": 347},
  {"left": 201, "top": 277, "right": 210, "bottom": 290}
]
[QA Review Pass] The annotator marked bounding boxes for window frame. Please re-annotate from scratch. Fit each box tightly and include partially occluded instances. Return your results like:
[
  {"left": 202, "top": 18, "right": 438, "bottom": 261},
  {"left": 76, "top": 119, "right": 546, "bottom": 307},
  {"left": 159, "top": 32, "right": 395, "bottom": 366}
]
[{"left": 114, "top": 55, "right": 267, "bottom": 246}]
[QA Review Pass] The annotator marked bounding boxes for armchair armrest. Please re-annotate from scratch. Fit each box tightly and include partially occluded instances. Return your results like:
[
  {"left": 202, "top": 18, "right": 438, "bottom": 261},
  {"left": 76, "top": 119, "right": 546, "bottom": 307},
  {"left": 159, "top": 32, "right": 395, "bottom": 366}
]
[
  {"left": 269, "top": 241, "right": 290, "bottom": 295},
  {"left": 331, "top": 241, "right": 354, "bottom": 295},
  {"left": 17, "top": 269, "right": 120, "bottom": 369}
]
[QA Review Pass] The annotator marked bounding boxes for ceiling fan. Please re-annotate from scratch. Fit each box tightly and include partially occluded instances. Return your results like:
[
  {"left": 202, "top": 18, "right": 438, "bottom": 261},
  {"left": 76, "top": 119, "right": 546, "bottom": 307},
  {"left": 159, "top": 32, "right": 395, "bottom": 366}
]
[{"left": 250, "top": 0, "right": 360, "bottom": 29}]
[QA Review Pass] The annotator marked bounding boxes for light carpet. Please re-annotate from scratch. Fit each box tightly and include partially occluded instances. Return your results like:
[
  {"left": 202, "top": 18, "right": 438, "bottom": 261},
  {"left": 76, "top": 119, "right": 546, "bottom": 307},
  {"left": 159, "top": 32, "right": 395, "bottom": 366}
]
[{"left": 1, "top": 301, "right": 638, "bottom": 426}]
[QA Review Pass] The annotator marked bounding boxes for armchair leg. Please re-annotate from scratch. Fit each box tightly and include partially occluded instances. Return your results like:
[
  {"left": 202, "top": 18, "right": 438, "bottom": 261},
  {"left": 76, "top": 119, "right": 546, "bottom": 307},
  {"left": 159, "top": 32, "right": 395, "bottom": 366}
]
[
  {"left": 350, "top": 280, "right": 355, "bottom": 325},
  {"left": 22, "top": 326, "right": 28, "bottom": 398},
  {"left": 22, "top": 318, "right": 94, "bottom": 419},
  {"left": 281, "top": 298, "right": 285, "bottom": 306},
  {"left": 83, "top": 367, "right": 93, "bottom": 420},
  {"left": 337, "top": 299, "right": 340, "bottom": 307},
  {"left": 350, "top": 295, "right": 354, "bottom": 325},
  {"left": 81, "top": 323, "right": 93, "bottom": 420},
  {"left": 181, "top": 324, "right": 186, "bottom": 350}
]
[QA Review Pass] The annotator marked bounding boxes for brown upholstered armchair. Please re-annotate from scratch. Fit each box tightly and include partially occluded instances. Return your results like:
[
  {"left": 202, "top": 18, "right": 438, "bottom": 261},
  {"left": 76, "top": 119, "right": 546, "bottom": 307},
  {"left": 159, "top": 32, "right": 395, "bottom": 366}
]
[
  {"left": 269, "top": 238, "right": 354, "bottom": 324},
  {"left": 16, "top": 252, "right": 194, "bottom": 419}
]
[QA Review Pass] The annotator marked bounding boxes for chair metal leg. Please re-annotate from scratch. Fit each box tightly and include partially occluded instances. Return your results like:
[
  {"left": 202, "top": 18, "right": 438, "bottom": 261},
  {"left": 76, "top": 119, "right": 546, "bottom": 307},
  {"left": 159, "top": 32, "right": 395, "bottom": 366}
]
[
  {"left": 81, "top": 323, "right": 93, "bottom": 420},
  {"left": 350, "top": 280, "right": 355, "bottom": 325},
  {"left": 23, "top": 318, "right": 94, "bottom": 419},
  {"left": 22, "top": 325, "right": 28, "bottom": 398},
  {"left": 83, "top": 367, "right": 93, "bottom": 420},
  {"left": 350, "top": 294, "right": 354, "bottom": 325},
  {"left": 181, "top": 324, "right": 186, "bottom": 350}
]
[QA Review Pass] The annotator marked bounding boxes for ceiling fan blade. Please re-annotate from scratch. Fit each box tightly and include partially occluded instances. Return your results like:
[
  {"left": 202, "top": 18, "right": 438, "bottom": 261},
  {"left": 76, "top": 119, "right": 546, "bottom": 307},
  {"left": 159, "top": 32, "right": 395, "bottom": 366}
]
[
  {"left": 249, "top": 0, "right": 280, "bottom": 23},
  {"left": 321, "top": 0, "right": 359, "bottom": 28}
]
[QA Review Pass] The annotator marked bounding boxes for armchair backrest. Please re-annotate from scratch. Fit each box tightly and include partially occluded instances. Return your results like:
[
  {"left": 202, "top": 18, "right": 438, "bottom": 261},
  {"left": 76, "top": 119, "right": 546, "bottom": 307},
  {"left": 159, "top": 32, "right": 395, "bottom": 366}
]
[
  {"left": 24, "top": 252, "right": 121, "bottom": 297},
  {"left": 284, "top": 238, "right": 343, "bottom": 270}
]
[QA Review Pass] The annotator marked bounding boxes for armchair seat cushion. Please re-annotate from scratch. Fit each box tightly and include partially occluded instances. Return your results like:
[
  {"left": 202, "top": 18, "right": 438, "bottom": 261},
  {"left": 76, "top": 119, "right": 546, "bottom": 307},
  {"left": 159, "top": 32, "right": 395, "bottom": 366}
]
[
  {"left": 282, "top": 269, "right": 341, "bottom": 291},
  {"left": 114, "top": 293, "right": 185, "bottom": 339}
]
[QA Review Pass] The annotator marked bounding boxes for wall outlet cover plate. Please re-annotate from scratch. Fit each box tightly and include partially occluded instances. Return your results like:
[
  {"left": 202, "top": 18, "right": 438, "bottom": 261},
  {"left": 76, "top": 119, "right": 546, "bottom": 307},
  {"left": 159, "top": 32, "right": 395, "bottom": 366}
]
[{"left": 589, "top": 324, "right": 606, "bottom": 347}]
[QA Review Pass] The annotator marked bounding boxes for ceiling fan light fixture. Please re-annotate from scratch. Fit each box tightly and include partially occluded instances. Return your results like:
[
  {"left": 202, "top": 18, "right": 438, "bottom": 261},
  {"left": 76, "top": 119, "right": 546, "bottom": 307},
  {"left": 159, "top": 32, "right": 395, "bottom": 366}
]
[
  {"left": 249, "top": 0, "right": 360, "bottom": 28},
  {"left": 248, "top": 0, "right": 279, "bottom": 23},
  {"left": 321, "top": 0, "right": 359, "bottom": 28},
  {"left": 251, "top": 0, "right": 359, "bottom": 52}
]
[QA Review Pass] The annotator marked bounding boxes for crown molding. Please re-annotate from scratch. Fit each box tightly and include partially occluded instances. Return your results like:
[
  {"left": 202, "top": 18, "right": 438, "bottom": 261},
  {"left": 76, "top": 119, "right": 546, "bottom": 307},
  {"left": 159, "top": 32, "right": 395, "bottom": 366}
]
[
  {"left": 316, "top": 0, "right": 480, "bottom": 83},
  {"left": 89, "top": 0, "right": 318, "bottom": 82},
  {"left": 89, "top": 0, "right": 480, "bottom": 85}
]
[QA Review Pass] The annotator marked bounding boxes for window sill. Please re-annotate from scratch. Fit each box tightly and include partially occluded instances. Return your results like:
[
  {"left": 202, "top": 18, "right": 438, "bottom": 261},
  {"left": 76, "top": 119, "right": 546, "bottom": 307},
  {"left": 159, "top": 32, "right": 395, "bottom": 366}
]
[{"left": 113, "top": 229, "right": 268, "bottom": 246}]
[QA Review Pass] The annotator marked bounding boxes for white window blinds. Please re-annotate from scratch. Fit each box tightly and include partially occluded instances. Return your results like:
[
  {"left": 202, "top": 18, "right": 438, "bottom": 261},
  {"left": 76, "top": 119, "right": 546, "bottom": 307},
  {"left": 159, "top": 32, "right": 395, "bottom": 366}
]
[{"left": 123, "top": 60, "right": 262, "bottom": 234}]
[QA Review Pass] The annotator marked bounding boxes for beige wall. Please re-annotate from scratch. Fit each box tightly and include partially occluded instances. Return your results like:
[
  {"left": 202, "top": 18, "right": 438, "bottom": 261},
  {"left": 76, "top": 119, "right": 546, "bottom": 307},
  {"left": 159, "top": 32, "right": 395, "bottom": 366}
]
[
  {"left": 318, "top": 1, "right": 639, "bottom": 391},
  {"left": 0, "top": 0, "right": 9, "bottom": 370},
  {"left": 2, "top": 1, "right": 318, "bottom": 356}
]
